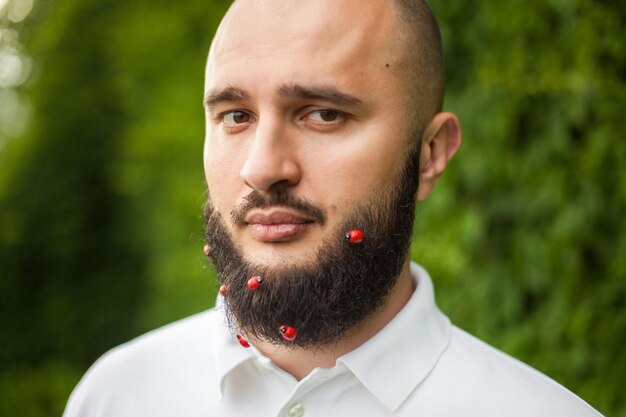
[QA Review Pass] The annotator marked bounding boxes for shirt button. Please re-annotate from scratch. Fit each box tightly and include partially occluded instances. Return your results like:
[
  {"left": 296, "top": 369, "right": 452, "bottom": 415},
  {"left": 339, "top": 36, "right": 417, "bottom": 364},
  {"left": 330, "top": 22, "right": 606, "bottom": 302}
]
[{"left": 287, "top": 402, "right": 304, "bottom": 417}]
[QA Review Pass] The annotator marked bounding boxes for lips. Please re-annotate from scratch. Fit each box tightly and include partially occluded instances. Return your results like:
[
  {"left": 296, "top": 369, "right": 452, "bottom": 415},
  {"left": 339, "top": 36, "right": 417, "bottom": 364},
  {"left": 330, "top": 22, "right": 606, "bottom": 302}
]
[{"left": 245, "top": 210, "right": 314, "bottom": 242}]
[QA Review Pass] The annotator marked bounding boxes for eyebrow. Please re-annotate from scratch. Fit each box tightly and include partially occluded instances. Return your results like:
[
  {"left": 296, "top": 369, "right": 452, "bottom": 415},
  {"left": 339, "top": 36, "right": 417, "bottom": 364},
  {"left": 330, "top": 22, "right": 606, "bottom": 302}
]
[
  {"left": 203, "top": 84, "right": 363, "bottom": 111},
  {"left": 203, "top": 86, "right": 250, "bottom": 110},
  {"left": 278, "top": 84, "right": 363, "bottom": 107}
]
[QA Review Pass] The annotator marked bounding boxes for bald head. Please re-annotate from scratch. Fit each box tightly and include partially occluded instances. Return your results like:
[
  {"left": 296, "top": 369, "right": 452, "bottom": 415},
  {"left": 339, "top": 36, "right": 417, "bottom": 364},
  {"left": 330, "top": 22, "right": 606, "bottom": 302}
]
[
  {"left": 394, "top": 0, "right": 445, "bottom": 127},
  {"left": 206, "top": 0, "right": 445, "bottom": 150},
  {"left": 218, "top": 0, "right": 444, "bottom": 133}
]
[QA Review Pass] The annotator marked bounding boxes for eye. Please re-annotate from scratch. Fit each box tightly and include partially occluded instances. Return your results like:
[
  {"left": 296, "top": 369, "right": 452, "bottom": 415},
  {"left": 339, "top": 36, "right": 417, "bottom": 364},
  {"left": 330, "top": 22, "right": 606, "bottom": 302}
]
[
  {"left": 308, "top": 109, "right": 342, "bottom": 123},
  {"left": 223, "top": 111, "right": 252, "bottom": 126},
  {"left": 301, "top": 108, "right": 349, "bottom": 132}
]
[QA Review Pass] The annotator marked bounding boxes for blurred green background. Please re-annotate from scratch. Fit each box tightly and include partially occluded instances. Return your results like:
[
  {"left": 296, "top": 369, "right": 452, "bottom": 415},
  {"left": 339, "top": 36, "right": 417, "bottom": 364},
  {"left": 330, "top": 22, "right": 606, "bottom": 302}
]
[{"left": 0, "top": 0, "right": 624, "bottom": 415}]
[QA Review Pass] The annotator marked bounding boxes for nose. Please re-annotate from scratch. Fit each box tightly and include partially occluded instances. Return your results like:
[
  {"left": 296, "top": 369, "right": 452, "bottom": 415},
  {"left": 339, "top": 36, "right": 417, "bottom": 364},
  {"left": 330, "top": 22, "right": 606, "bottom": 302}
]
[{"left": 239, "top": 119, "right": 301, "bottom": 193}]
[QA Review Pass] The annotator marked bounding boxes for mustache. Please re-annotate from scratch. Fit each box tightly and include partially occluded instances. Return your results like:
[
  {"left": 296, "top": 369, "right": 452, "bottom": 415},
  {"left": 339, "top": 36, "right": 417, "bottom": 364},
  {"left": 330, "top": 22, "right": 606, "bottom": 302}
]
[{"left": 230, "top": 190, "right": 327, "bottom": 226}]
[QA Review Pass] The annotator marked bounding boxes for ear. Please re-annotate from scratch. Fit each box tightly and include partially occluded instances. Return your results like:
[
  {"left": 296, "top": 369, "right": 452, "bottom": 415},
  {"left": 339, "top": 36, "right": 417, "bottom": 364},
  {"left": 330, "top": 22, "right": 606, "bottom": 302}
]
[{"left": 416, "top": 112, "right": 462, "bottom": 201}]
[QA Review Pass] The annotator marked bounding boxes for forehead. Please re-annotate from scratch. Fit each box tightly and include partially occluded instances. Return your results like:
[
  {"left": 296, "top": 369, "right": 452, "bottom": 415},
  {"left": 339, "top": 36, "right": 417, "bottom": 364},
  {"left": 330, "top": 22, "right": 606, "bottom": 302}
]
[{"left": 206, "top": 0, "right": 406, "bottom": 95}]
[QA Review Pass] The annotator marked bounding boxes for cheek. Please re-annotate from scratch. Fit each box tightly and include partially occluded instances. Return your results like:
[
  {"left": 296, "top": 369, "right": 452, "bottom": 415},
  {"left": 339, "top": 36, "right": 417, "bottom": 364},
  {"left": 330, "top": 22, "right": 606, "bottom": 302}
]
[
  {"left": 204, "top": 144, "right": 245, "bottom": 213},
  {"left": 303, "top": 134, "right": 404, "bottom": 206}
]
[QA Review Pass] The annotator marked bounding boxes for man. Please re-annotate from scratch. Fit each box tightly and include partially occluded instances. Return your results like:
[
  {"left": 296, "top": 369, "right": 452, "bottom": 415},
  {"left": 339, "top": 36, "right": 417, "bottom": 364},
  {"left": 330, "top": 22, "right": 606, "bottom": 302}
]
[{"left": 64, "top": 0, "right": 602, "bottom": 416}]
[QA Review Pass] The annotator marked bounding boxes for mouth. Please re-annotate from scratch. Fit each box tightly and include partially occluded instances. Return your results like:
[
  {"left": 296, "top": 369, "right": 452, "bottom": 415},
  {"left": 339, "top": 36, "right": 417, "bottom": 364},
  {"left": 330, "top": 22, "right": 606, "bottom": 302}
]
[{"left": 245, "top": 210, "right": 315, "bottom": 242}]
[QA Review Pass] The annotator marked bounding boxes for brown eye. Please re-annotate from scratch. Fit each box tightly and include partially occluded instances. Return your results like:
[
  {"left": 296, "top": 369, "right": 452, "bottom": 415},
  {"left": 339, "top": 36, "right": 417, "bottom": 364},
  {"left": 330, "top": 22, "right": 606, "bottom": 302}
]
[
  {"left": 310, "top": 109, "right": 341, "bottom": 123},
  {"left": 223, "top": 111, "right": 251, "bottom": 125}
]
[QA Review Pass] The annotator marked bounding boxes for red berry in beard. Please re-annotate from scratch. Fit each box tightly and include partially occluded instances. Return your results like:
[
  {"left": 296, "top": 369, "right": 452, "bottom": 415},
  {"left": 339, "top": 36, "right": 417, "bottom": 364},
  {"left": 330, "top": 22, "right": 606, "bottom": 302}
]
[
  {"left": 203, "top": 244, "right": 211, "bottom": 256},
  {"left": 279, "top": 325, "right": 298, "bottom": 341},
  {"left": 219, "top": 285, "right": 227, "bottom": 296},
  {"left": 247, "top": 275, "right": 263, "bottom": 290},
  {"left": 236, "top": 334, "right": 250, "bottom": 348},
  {"left": 345, "top": 229, "right": 364, "bottom": 244}
]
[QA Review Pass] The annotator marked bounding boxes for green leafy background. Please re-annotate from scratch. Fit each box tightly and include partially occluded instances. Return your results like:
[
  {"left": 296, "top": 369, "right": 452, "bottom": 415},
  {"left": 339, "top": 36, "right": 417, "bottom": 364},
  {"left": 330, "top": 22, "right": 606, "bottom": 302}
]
[{"left": 0, "top": 0, "right": 623, "bottom": 415}]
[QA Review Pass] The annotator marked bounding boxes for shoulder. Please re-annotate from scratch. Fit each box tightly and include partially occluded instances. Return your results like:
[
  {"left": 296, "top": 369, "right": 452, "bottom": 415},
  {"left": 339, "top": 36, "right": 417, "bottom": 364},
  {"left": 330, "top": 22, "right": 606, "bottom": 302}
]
[
  {"left": 63, "top": 309, "right": 223, "bottom": 417},
  {"left": 86, "top": 308, "right": 219, "bottom": 375},
  {"left": 418, "top": 325, "right": 602, "bottom": 416}
]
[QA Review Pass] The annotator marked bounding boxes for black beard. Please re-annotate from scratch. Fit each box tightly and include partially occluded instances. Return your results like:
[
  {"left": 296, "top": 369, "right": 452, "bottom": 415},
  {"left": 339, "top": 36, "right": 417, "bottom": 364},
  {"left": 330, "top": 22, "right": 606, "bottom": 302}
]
[{"left": 204, "top": 145, "right": 420, "bottom": 349}]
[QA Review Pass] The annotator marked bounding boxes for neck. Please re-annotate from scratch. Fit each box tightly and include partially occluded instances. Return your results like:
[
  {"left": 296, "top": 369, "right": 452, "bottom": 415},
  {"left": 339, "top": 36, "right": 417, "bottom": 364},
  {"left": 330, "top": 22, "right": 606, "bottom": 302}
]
[{"left": 251, "top": 260, "right": 415, "bottom": 381}]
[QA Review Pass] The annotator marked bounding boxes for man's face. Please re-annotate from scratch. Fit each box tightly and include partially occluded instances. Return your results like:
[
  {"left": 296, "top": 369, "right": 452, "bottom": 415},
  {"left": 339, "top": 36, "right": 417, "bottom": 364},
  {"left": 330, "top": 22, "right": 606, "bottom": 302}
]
[
  {"left": 204, "top": 0, "right": 415, "bottom": 269},
  {"left": 203, "top": 0, "right": 422, "bottom": 345}
]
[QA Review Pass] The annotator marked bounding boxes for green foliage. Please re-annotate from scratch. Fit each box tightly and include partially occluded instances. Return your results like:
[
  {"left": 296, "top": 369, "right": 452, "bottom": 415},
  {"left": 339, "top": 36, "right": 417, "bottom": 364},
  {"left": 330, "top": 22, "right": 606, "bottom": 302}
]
[
  {"left": 0, "top": 0, "right": 623, "bottom": 415},
  {"left": 0, "top": 0, "right": 145, "bottom": 366},
  {"left": 0, "top": 362, "right": 81, "bottom": 417}
]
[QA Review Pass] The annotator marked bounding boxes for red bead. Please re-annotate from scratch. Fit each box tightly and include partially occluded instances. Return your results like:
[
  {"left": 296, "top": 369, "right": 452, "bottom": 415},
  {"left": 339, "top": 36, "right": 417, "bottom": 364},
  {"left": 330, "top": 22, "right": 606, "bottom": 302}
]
[
  {"left": 247, "top": 275, "right": 263, "bottom": 290},
  {"left": 236, "top": 334, "right": 250, "bottom": 348},
  {"left": 219, "top": 285, "right": 227, "bottom": 296},
  {"left": 345, "top": 229, "right": 364, "bottom": 244},
  {"left": 203, "top": 244, "right": 211, "bottom": 256},
  {"left": 279, "top": 325, "right": 297, "bottom": 341}
]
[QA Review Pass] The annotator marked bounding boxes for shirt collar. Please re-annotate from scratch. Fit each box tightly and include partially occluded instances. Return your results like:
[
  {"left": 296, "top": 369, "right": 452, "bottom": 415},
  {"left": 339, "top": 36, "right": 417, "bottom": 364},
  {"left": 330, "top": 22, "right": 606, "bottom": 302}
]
[
  {"left": 338, "top": 262, "right": 451, "bottom": 411},
  {"left": 212, "top": 300, "right": 256, "bottom": 399},
  {"left": 212, "top": 262, "right": 451, "bottom": 409}
]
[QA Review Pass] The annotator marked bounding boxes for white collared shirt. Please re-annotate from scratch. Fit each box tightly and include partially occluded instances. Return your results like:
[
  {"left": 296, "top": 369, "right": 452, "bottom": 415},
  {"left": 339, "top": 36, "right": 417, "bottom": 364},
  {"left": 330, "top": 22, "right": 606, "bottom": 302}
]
[{"left": 64, "top": 263, "right": 602, "bottom": 417}]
